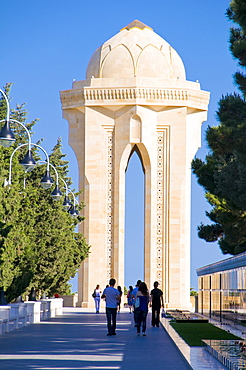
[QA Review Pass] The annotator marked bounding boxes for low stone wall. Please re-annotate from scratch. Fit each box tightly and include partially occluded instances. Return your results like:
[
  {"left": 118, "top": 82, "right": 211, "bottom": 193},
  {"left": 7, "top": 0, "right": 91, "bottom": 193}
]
[
  {"left": 0, "top": 298, "right": 63, "bottom": 334},
  {"left": 60, "top": 294, "right": 78, "bottom": 307},
  {"left": 190, "top": 296, "right": 198, "bottom": 312}
]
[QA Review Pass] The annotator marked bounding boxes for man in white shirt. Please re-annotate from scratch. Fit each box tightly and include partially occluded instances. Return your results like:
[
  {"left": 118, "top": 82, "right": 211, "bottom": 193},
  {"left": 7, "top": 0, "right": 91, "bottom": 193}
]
[{"left": 101, "top": 278, "right": 120, "bottom": 336}]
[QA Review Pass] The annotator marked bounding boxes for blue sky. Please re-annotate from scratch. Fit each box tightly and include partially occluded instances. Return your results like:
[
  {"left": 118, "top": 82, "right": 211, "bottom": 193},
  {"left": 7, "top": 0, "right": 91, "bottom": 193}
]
[{"left": 1, "top": 0, "right": 237, "bottom": 291}]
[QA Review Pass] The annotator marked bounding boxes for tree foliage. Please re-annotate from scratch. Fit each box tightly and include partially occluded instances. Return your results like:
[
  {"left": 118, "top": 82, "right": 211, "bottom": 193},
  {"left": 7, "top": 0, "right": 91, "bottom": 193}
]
[
  {"left": 192, "top": 0, "right": 246, "bottom": 255},
  {"left": 0, "top": 83, "right": 89, "bottom": 302}
]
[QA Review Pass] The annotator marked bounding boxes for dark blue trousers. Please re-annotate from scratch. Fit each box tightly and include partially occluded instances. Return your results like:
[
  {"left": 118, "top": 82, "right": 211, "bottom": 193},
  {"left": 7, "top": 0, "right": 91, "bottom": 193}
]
[
  {"left": 136, "top": 309, "right": 148, "bottom": 333},
  {"left": 106, "top": 307, "right": 117, "bottom": 334}
]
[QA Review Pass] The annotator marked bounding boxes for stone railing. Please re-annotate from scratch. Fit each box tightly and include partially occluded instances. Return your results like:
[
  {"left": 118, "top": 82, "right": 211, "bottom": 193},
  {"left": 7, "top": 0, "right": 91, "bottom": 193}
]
[
  {"left": 60, "top": 86, "right": 210, "bottom": 111},
  {"left": 84, "top": 87, "right": 190, "bottom": 101},
  {"left": 0, "top": 298, "right": 63, "bottom": 334}
]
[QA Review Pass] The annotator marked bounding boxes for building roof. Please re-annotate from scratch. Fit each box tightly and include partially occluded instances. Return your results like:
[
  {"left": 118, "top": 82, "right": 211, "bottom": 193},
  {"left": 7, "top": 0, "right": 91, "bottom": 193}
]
[
  {"left": 196, "top": 251, "right": 246, "bottom": 276},
  {"left": 120, "top": 20, "right": 153, "bottom": 31},
  {"left": 86, "top": 20, "right": 185, "bottom": 80}
]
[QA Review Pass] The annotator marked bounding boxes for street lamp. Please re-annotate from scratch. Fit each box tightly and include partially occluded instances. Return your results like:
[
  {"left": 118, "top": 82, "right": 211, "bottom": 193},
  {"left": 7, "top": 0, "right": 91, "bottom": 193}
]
[
  {"left": 38, "top": 161, "right": 64, "bottom": 201},
  {"left": 38, "top": 161, "right": 79, "bottom": 212},
  {"left": 63, "top": 194, "right": 71, "bottom": 210},
  {"left": 37, "top": 161, "right": 55, "bottom": 190},
  {"left": 0, "top": 89, "right": 32, "bottom": 154},
  {"left": 0, "top": 122, "right": 15, "bottom": 147},
  {"left": 67, "top": 189, "right": 79, "bottom": 216},
  {"left": 0, "top": 89, "right": 15, "bottom": 147},
  {"left": 49, "top": 166, "right": 63, "bottom": 201},
  {"left": 57, "top": 175, "right": 74, "bottom": 210},
  {"left": 5, "top": 142, "right": 53, "bottom": 188},
  {"left": 40, "top": 170, "right": 53, "bottom": 190},
  {"left": 69, "top": 205, "right": 79, "bottom": 216},
  {"left": 0, "top": 89, "right": 41, "bottom": 174},
  {"left": 39, "top": 161, "right": 78, "bottom": 210},
  {"left": 20, "top": 149, "right": 36, "bottom": 172}
]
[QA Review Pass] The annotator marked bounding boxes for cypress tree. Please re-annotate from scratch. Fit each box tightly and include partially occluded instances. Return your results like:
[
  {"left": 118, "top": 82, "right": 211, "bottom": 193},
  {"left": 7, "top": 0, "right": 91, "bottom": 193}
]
[{"left": 192, "top": 0, "right": 246, "bottom": 255}]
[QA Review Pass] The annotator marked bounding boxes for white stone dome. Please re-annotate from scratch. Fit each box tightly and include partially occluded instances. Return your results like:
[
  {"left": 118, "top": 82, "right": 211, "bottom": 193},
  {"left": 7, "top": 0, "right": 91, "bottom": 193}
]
[{"left": 86, "top": 20, "right": 186, "bottom": 80}]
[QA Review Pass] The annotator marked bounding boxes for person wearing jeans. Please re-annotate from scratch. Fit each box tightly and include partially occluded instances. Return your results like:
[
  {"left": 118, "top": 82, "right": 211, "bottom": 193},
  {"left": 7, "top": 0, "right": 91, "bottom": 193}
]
[
  {"left": 101, "top": 278, "right": 120, "bottom": 336},
  {"left": 106, "top": 307, "right": 117, "bottom": 335},
  {"left": 136, "top": 310, "right": 148, "bottom": 334},
  {"left": 93, "top": 284, "right": 102, "bottom": 313},
  {"left": 135, "top": 282, "right": 149, "bottom": 336}
]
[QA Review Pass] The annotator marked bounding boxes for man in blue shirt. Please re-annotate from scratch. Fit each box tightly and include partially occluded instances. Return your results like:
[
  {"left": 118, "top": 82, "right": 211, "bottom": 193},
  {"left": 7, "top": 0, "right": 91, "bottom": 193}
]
[{"left": 102, "top": 278, "right": 120, "bottom": 336}]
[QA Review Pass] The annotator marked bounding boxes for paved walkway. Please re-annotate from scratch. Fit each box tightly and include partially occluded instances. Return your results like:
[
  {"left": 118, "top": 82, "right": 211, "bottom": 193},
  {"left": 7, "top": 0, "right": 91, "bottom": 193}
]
[{"left": 0, "top": 307, "right": 191, "bottom": 370}]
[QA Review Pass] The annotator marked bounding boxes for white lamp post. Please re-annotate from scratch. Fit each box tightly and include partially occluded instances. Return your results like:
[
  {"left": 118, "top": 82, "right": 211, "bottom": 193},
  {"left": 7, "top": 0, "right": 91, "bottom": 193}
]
[
  {"left": 38, "top": 161, "right": 79, "bottom": 212},
  {"left": 0, "top": 89, "right": 32, "bottom": 155},
  {"left": 38, "top": 161, "right": 65, "bottom": 201},
  {"left": 5, "top": 142, "right": 53, "bottom": 188},
  {"left": 68, "top": 189, "right": 79, "bottom": 216}
]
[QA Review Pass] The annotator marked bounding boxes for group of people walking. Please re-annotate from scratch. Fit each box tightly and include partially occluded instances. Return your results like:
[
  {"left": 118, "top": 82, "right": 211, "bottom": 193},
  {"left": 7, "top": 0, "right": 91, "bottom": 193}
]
[{"left": 92, "top": 279, "right": 164, "bottom": 336}]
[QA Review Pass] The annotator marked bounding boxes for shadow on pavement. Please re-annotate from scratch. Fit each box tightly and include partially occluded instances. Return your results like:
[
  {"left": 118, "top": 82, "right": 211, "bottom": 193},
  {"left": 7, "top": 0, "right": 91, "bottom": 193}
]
[{"left": 0, "top": 309, "right": 191, "bottom": 370}]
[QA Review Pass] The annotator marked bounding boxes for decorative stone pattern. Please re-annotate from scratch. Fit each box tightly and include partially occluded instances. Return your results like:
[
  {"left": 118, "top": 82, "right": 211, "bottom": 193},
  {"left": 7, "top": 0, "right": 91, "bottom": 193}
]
[
  {"left": 84, "top": 88, "right": 190, "bottom": 100},
  {"left": 157, "top": 132, "right": 164, "bottom": 285},
  {"left": 156, "top": 129, "right": 170, "bottom": 291},
  {"left": 106, "top": 130, "right": 114, "bottom": 280},
  {"left": 60, "top": 87, "right": 209, "bottom": 110}
]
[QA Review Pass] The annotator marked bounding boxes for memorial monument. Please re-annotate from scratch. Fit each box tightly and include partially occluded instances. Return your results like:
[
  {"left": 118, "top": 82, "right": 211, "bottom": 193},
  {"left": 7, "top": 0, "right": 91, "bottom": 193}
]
[{"left": 60, "top": 20, "right": 210, "bottom": 308}]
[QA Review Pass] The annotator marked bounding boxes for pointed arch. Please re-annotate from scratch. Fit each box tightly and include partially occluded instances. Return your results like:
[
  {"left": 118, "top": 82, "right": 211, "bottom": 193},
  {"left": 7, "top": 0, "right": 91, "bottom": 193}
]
[
  {"left": 120, "top": 142, "right": 151, "bottom": 174},
  {"left": 100, "top": 44, "right": 135, "bottom": 78},
  {"left": 136, "top": 44, "right": 170, "bottom": 78},
  {"left": 125, "top": 151, "right": 145, "bottom": 285},
  {"left": 116, "top": 142, "right": 151, "bottom": 285},
  {"left": 126, "top": 144, "right": 145, "bottom": 174}
]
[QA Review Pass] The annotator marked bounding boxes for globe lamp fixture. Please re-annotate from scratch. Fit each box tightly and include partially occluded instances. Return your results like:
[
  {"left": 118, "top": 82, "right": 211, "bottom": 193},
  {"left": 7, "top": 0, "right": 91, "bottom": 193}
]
[
  {"left": 63, "top": 195, "right": 71, "bottom": 210},
  {"left": 69, "top": 206, "right": 79, "bottom": 216},
  {"left": 20, "top": 149, "right": 36, "bottom": 172},
  {"left": 51, "top": 185, "right": 63, "bottom": 201},
  {"left": 0, "top": 120, "right": 15, "bottom": 147},
  {"left": 40, "top": 170, "right": 53, "bottom": 189}
]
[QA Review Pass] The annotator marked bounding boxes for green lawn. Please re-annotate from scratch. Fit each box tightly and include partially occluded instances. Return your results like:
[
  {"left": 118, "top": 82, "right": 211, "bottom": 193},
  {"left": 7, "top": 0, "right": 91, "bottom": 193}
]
[{"left": 170, "top": 322, "right": 241, "bottom": 346}]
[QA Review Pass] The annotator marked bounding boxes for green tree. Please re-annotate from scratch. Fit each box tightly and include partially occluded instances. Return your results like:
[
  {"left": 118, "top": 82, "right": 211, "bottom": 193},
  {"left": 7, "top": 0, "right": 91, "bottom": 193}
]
[
  {"left": 192, "top": 0, "right": 246, "bottom": 255},
  {"left": 0, "top": 84, "right": 89, "bottom": 301},
  {"left": 25, "top": 139, "right": 88, "bottom": 297},
  {"left": 190, "top": 287, "right": 198, "bottom": 297},
  {"left": 0, "top": 84, "right": 34, "bottom": 295}
]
